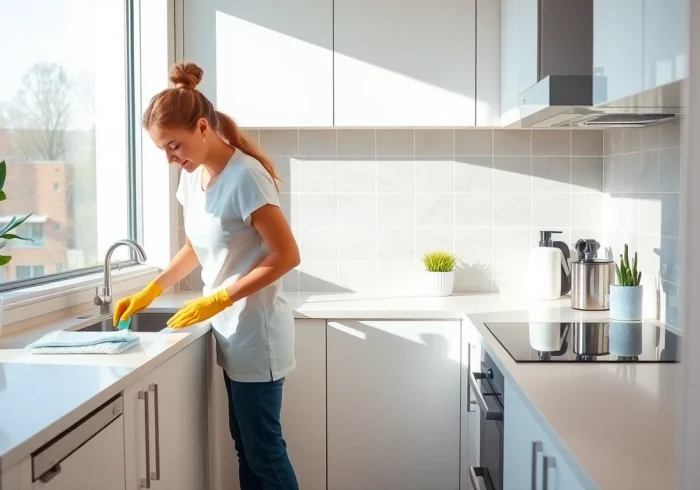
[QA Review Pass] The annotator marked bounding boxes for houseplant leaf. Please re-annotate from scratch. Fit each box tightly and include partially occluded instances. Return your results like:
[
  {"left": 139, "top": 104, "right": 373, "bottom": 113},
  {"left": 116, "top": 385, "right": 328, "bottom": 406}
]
[
  {"left": 0, "top": 255, "right": 12, "bottom": 266},
  {"left": 0, "top": 191, "right": 6, "bottom": 202},
  {"left": 1, "top": 233, "right": 31, "bottom": 241},
  {"left": 0, "top": 160, "right": 7, "bottom": 191},
  {"left": 0, "top": 213, "right": 33, "bottom": 238}
]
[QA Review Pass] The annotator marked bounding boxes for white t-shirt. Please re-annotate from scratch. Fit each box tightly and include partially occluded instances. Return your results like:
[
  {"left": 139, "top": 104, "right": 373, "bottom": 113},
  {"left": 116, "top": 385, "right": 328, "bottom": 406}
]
[{"left": 176, "top": 150, "right": 295, "bottom": 382}]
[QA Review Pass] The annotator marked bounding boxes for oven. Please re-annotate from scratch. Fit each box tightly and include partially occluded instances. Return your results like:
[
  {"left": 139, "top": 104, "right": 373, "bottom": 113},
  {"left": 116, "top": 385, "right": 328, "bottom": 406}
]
[{"left": 468, "top": 349, "right": 504, "bottom": 490}]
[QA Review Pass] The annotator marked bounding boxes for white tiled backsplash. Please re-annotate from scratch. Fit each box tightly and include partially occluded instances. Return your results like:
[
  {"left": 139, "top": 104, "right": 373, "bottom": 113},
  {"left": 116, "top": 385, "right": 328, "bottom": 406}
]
[
  {"left": 601, "top": 123, "right": 683, "bottom": 327},
  {"left": 179, "top": 128, "right": 606, "bottom": 295}
]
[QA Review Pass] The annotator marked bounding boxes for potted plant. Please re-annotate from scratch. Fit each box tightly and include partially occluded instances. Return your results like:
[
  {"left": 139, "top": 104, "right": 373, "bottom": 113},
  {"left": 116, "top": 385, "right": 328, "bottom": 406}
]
[
  {"left": 421, "top": 250, "right": 458, "bottom": 297},
  {"left": 0, "top": 160, "right": 33, "bottom": 336},
  {"left": 610, "top": 244, "right": 643, "bottom": 321}
]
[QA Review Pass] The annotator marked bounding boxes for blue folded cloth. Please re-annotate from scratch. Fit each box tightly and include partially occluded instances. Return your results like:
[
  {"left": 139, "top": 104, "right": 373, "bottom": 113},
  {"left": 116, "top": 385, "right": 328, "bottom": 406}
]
[{"left": 26, "top": 329, "right": 140, "bottom": 355}]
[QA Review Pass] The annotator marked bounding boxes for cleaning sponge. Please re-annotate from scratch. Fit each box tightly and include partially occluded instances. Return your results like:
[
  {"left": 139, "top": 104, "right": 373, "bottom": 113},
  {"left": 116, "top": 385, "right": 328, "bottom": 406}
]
[{"left": 117, "top": 317, "right": 132, "bottom": 330}]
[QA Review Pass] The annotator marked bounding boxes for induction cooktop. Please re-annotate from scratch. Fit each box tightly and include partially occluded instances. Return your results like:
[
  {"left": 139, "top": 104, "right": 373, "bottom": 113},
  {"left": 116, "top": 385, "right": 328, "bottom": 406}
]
[{"left": 483, "top": 321, "right": 682, "bottom": 362}]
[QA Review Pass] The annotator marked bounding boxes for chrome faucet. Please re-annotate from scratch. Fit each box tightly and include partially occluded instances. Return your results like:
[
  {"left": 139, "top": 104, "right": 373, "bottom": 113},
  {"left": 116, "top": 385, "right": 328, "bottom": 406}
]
[{"left": 94, "top": 239, "right": 148, "bottom": 315}]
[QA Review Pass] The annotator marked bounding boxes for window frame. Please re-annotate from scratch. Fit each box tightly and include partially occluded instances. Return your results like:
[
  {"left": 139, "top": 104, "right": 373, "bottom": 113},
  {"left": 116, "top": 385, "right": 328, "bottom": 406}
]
[{"left": 0, "top": 0, "right": 142, "bottom": 294}]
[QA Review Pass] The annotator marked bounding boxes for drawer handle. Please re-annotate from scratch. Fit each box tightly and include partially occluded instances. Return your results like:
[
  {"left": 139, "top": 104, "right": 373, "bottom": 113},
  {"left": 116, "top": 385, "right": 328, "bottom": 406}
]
[
  {"left": 468, "top": 466, "right": 489, "bottom": 490},
  {"left": 139, "top": 390, "right": 151, "bottom": 489},
  {"left": 468, "top": 372, "right": 503, "bottom": 420},
  {"left": 531, "top": 441, "right": 543, "bottom": 490},
  {"left": 39, "top": 464, "right": 61, "bottom": 483},
  {"left": 149, "top": 384, "right": 161, "bottom": 481},
  {"left": 543, "top": 455, "right": 557, "bottom": 490}
]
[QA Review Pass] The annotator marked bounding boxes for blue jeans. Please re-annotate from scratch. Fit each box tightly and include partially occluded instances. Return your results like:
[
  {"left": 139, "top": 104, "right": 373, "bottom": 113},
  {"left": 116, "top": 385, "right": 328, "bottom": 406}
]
[{"left": 224, "top": 373, "right": 299, "bottom": 490}]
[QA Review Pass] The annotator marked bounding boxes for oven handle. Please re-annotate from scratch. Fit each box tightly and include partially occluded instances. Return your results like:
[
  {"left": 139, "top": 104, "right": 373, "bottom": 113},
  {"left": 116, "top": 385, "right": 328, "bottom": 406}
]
[
  {"left": 468, "top": 466, "right": 490, "bottom": 490},
  {"left": 468, "top": 371, "right": 503, "bottom": 421}
]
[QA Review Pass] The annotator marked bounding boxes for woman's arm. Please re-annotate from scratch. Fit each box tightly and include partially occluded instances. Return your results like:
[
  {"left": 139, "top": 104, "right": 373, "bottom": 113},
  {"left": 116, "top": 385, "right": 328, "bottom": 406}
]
[
  {"left": 154, "top": 237, "right": 200, "bottom": 290},
  {"left": 225, "top": 204, "right": 300, "bottom": 302}
]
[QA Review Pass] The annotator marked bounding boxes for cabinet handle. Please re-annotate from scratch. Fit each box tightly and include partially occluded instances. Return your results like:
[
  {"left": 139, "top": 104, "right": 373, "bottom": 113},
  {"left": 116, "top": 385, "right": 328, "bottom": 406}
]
[
  {"left": 468, "top": 372, "right": 503, "bottom": 420},
  {"left": 466, "top": 342, "right": 473, "bottom": 412},
  {"left": 468, "top": 466, "right": 488, "bottom": 490},
  {"left": 531, "top": 441, "right": 543, "bottom": 490},
  {"left": 543, "top": 456, "right": 556, "bottom": 490},
  {"left": 138, "top": 391, "right": 151, "bottom": 489},
  {"left": 149, "top": 384, "right": 161, "bottom": 481}
]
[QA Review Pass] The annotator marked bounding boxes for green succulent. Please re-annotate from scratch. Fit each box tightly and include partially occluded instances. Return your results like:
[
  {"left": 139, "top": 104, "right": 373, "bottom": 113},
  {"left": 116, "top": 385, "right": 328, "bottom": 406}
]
[
  {"left": 421, "top": 251, "right": 458, "bottom": 272},
  {"left": 0, "top": 160, "right": 33, "bottom": 265},
  {"left": 615, "top": 244, "right": 641, "bottom": 287}
]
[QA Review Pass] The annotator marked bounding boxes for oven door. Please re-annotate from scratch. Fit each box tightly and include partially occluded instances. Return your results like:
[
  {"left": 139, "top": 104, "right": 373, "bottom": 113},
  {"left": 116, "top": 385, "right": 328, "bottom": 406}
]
[{"left": 468, "top": 370, "right": 504, "bottom": 490}]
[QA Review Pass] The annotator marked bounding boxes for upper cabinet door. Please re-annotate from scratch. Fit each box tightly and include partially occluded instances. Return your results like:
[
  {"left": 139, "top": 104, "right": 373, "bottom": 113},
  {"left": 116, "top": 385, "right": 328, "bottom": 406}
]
[
  {"left": 333, "top": 0, "right": 477, "bottom": 127},
  {"left": 184, "top": 0, "right": 333, "bottom": 127},
  {"left": 593, "top": 0, "right": 644, "bottom": 104},
  {"left": 643, "top": 0, "right": 687, "bottom": 90}
]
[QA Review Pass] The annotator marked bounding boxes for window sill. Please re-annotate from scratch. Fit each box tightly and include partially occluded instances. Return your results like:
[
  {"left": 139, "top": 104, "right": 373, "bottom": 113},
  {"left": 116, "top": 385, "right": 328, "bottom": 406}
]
[{"left": 1, "top": 265, "right": 162, "bottom": 328}]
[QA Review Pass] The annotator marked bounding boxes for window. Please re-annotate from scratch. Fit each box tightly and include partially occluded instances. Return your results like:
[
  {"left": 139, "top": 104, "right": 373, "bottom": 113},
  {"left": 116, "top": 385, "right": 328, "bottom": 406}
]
[
  {"left": 12, "top": 222, "right": 45, "bottom": 248},
  {"left": 0, "top": 0, "right": 138, "bottom": 288},
  {"left": 16, "top": 265, "right": 46, "bottom": 280}
]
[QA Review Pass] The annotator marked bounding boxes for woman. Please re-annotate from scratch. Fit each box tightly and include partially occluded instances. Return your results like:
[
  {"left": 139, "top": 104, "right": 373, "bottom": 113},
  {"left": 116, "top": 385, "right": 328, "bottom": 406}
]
[{"left": 114, "top": 61, "right": 300, "bottom": 490}]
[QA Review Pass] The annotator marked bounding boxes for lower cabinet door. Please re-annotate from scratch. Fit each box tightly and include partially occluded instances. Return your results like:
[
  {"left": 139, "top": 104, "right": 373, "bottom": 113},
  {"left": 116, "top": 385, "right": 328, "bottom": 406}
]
[
  {"left": 327, "top": 320, "right": 462, "bottom": 490},
  {"left": 281, "top": 319, "right": 327, "bottom": 490},
  {"left": 33, "top": 417, "right": 125, "bottom": 490},
  {"left": 124, "top": 338, "right": 208, "bottom": 490}
]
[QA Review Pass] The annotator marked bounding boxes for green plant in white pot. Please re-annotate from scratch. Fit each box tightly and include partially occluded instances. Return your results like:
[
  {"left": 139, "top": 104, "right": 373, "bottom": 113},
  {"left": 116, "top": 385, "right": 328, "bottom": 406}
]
[
  {"left": 610, "top": 244, "right": 643, "bottom": 321},
  {"left": 421, "top": 251, "right": 458, "bottom": 297}
]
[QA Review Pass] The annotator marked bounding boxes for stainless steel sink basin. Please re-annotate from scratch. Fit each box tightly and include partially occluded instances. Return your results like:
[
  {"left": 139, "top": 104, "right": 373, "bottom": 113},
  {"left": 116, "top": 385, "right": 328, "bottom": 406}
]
[{"left": 78, "top": 312, "right": 173, "bottom": 333}]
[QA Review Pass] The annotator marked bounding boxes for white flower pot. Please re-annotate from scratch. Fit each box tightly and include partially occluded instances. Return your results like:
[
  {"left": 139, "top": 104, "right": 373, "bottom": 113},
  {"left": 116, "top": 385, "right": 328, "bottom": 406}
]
[
  {"left": 609, "top": 285, "right": 643, "bottom": 321},
  {"left": 423, "top": 271, "right": 455, "bottom": 297}
]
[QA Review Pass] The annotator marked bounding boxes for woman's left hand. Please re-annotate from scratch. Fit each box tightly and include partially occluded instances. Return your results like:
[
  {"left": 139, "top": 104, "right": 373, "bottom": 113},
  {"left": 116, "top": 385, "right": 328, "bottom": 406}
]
[{"left": 167, "top": 289, "right": 233, "bottom": 329}]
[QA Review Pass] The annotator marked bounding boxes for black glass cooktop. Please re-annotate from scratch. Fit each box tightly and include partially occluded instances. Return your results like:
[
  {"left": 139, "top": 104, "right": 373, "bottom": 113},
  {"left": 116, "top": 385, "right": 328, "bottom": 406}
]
[{"left": 483, "top": 321, "right": 682, "bottom": 362}]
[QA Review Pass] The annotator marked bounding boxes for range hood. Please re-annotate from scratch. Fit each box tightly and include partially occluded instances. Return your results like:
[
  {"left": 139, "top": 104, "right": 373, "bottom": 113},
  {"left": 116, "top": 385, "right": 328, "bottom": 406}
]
[{"left": 515, "top": 0, "right": 683, "bottom": 128}]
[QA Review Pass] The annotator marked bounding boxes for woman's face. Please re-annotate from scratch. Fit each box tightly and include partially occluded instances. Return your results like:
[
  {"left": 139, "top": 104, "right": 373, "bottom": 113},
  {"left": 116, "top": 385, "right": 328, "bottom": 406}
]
[{"left": 148, "top": 118, "right": 209, "bottom": 173}]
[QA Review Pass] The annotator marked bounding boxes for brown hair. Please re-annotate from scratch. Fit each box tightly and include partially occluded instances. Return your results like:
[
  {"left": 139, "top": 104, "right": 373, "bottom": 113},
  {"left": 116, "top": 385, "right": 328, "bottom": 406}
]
[{"left": 142, "top": 62, "right": 281, "bottom": 190}]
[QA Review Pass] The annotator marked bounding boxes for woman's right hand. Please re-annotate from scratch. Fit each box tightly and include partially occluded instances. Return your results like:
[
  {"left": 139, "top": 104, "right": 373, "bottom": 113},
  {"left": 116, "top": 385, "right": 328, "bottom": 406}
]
[{"left": 113, "top": 281, "right": 164, "bottom": 327}]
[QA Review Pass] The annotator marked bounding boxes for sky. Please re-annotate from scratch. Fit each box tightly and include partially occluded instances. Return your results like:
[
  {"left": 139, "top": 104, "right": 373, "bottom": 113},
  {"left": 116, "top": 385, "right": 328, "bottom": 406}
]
[{"left": 0, "top": 0, "right": 110, "bottom": 130}]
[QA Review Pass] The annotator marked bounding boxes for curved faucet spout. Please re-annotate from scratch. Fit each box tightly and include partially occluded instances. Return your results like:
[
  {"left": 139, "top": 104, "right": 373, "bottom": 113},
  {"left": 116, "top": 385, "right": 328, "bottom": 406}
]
[{"left": 94, "top": 239, "right": 148, "bottom": 315}]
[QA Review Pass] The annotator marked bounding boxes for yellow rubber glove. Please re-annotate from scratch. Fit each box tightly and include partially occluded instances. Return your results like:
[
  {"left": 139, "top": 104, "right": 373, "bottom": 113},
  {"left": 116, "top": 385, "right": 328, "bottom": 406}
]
[
  {"left": 113, "top": 281, "right": 164, "bottom": 327},
  {"left": 166, "top": 289, "right": 233, "bottom": 330}
]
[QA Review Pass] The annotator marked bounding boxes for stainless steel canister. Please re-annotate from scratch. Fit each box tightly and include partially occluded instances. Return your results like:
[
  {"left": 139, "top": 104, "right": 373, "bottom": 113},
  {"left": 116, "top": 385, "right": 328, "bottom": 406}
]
[{"left": 570, "top": 259, "right": 615, "bottom": 311}]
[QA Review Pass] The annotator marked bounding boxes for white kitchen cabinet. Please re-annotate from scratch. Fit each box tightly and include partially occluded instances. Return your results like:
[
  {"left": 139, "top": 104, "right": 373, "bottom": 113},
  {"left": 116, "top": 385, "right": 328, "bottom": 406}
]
[
  {"left": 327, "top": 320, "right": 462, "bottom": 490},
  {"left": 210, "top": 319, "right": 327, "bottom": 490},
  {"left": 500, "top": 0, "right": 521, "bottom": 126},
  {"left": 504, "top": 379, "right": 585, "bottom": 490},
  {"left": 535, "top": 425, "right": 586, "bottom": 490},
  {"left": 593, "top": 0, "right": 645, "bottom": 104},
  {"left": 184, "top": 0, "right": 333, "bottom": 127},
  {"left": 476, "top": 0, "right": 502, "bottom": 127},
  {"left": 32, "top": 417, "right": 125, "bottom": 490},
  {"left": 281, "top": 319, "right": 326, "bottom": 490},
  {"left": 503, "top": 378, "right": 538, "bottom": 490},
  {"left": 333, "top": 0, "right": 477, "bottom": 127},
  {"left": 642, "top": 0, "right": 687, "bottom": 90},
  {"left": 594, "top": 0, "right": 687, "bottom": 105},
  {"left": 124, "top": 338, "right": 208, "bottom": 490},
  {"left": 518, "top": 0, "right": 539, "bottom": 94}
]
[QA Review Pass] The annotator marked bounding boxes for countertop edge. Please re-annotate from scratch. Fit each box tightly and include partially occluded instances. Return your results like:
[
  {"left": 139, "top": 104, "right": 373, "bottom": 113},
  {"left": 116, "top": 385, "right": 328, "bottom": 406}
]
[{"left": 0, "top": 321, "right": 210, "bottom": 471}]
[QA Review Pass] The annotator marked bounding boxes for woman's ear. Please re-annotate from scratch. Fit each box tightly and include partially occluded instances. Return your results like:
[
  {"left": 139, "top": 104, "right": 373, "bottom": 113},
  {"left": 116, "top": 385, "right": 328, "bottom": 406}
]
[{"left": 197, "top": 118, "right": 209, "bottom": 139}]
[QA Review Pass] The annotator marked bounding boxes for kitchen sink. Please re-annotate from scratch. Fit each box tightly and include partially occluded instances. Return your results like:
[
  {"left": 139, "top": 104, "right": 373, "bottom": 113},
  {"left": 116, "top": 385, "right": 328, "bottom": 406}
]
[{"left": 78, "top": 312, "right": 173, "bottom": 333}]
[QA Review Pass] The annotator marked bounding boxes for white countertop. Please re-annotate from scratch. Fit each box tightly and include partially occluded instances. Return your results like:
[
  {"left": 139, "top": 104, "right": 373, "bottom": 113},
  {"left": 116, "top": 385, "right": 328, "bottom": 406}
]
[{"left": 0, "top": 291, "right": 680, "bottom": 489}]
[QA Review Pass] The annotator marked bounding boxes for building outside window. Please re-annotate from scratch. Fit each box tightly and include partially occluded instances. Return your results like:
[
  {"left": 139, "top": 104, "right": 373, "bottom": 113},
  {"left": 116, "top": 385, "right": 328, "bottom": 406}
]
[
  {"left": 0, "top": 0, "right": 138, "bottom": 287},
  {"left": 15, "top": 265, "right": 46, "bottom": 280}
]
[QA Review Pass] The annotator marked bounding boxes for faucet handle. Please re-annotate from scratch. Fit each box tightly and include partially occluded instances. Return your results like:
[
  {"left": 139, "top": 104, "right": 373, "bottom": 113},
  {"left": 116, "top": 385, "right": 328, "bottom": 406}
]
[{"left": 94, "top": 286, "right": 111, "bottom": 306}]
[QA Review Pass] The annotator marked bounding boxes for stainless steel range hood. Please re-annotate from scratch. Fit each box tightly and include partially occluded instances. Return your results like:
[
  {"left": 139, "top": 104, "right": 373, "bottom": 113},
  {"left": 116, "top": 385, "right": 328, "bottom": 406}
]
[
  {"left": 514, "top": 0, "right": 682, "bottom": 128},
  {"left": 518, "top": 74, "right": 682, "bottom": 128}
]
